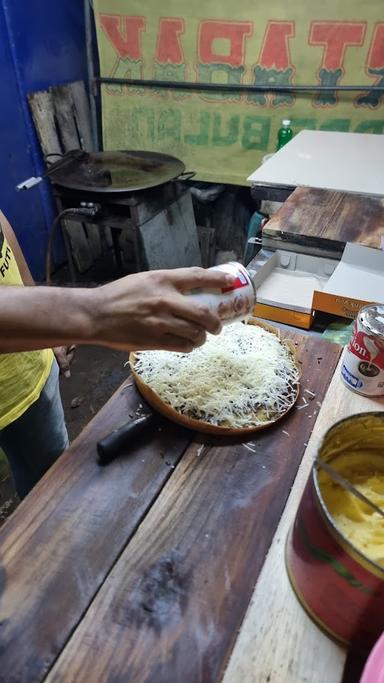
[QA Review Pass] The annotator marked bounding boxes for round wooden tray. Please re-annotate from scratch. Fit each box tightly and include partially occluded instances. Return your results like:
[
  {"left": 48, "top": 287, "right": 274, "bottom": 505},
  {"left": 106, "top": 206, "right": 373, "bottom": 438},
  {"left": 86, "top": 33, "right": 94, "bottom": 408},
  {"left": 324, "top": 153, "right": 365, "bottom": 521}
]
[{"left": 129, "top": 319, "right": 300, "bottom": 436}]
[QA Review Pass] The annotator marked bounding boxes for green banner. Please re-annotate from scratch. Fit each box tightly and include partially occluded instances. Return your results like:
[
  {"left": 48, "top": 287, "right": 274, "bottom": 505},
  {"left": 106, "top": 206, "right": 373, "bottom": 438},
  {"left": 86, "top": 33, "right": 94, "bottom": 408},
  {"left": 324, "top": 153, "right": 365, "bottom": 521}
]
[{"left": 94, "top": 0, "right": 384, "bottom": 185}]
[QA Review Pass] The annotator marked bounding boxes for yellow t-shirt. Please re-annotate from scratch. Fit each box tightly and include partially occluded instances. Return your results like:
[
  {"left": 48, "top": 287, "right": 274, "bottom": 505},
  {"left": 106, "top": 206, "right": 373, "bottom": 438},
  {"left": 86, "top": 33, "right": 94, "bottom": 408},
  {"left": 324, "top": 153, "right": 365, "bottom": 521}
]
[{"left": 0, "top": 227, "right": 53, "bottom": 429}]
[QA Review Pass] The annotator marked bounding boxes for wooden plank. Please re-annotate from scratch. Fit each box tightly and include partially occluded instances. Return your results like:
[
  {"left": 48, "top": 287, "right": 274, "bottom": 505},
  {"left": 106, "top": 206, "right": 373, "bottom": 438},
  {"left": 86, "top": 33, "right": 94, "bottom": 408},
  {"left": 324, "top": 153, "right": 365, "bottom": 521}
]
[
  {"left": 29, "top": 83, "right": 98, "bottom": 275},
  {"left": 223, "top": 355, "right": 384, "bottom": 683},
  {"left": 139, "top": 191, "right": 202, "bottom": 269},
  {"left": 118, "top": 230, "right": 136, "bottom": 268},
  {"left": 50, "top": 84, "right": 98, "bottom": 272},
  {"left": 0, "top": 383, "right": 191, "bottom": 682},
  {"left": 65, "top": 82, "right": 97, "bottom": 264},
  {"left": 62, "top": 220, "right": 93, "bottom": 272},
  {"left": 29, "top": 82, "right": 92, "bottom": 156},
  {"left": 84, "top": 223, "right": 102, "bottom": 260},
  {"left": 29, "top": 86, "right": 89, "bottom": 273},
  {"left": 51, "top": 84, "right": 81, "bottom": 151},
  {"left": 197, "top": 225, "right": 216, "bottom": 267},
  {"left": 45, "top": 334, "right": 341, "bottom": 683},
  {"left": 263, "top": 187, "right": 384, "bottom": 257},
  {"left": 28, "top": 90, "right": 62, "bottom": 157},
  {"left": 60, "top": 81, "right": 103, "bottom": 260},
  {"left": 70, "top": 81, "right": 93, "bottom": 152}
]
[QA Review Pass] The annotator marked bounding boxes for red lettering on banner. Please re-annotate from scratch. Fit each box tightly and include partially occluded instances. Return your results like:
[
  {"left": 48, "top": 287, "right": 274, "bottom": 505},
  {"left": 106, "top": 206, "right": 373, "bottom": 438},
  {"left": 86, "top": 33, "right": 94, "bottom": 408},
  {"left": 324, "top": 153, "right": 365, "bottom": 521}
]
[
  {"left": 258, "top": 21, "right": 295, "bottom": 69},
  {"left": 309, "top": 22, "right": 366, "bottom": 70},
  {"left": 156, "top": 18, "right": 185, "bottom": 64},
  {"left": 198, "top": 21, "right": 253, "bottom": 67},
  {"left": 366, "top": 23, "right": 384, "bottom": 69},
  {"left": 99, "top": 14, "right": 145, "bottom": 60}
]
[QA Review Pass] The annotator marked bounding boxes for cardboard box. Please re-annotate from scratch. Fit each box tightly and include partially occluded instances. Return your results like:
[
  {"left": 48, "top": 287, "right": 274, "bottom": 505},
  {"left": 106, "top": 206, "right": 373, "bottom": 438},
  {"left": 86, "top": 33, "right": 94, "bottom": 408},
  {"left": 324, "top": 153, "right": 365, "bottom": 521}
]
[
  {"left": 247, "top": 249, "right": 337, "bottom": 329},
  {"left": 247, "top": 243, "right": 384, "bottom": 329},
  {"left": 312, "top": 243, "right": 384, "bottom": 318}
]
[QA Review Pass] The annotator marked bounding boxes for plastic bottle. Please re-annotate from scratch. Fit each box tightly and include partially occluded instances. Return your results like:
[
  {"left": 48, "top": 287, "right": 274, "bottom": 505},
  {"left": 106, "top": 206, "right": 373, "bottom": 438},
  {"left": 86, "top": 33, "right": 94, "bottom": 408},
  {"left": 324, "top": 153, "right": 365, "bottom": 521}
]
[{"left": 276, "top": 119, "right": 293, "bottom": 151}]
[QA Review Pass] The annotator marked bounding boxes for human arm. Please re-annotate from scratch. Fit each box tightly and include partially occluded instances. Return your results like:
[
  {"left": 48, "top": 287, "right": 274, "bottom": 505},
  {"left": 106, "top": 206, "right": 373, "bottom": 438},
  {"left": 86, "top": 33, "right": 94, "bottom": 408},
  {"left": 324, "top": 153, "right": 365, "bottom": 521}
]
[
  {"left": 0, "top": 210, "right": 75, "bottom": 373},
  {"left": 0, "top": 266, "right": 234, "bottom": 354}
]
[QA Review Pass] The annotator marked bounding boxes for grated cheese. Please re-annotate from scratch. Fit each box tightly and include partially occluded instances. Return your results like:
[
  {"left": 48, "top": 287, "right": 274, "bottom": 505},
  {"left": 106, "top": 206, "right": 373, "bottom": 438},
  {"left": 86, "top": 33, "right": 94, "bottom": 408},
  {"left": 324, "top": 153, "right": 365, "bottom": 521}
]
[{"left": 133, "top": 323, "right": 299, "bottom": 429}]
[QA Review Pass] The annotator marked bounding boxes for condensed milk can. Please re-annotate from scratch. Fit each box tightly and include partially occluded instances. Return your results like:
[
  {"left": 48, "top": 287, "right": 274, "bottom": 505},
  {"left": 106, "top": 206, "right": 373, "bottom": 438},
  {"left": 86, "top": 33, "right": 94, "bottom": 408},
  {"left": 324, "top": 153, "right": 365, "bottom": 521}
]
[{"left": 341, "top": 304, "right": 384, "bottom": 396}]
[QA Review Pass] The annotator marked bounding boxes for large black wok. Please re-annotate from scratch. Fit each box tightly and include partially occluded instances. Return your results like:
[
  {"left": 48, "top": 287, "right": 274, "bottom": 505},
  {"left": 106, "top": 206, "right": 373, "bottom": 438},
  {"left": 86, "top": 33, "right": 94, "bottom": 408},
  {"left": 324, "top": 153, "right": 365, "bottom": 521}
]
[{"left": 46, "top": 150, "right": 191, "bottom": 195}]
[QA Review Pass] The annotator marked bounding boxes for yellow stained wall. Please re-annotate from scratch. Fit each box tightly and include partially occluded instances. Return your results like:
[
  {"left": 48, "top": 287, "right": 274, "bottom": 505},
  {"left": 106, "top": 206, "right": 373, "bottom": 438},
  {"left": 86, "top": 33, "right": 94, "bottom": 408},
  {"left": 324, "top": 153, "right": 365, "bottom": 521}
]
[{"left": 94, "top": 0, "right": 384, "bottom": 185}]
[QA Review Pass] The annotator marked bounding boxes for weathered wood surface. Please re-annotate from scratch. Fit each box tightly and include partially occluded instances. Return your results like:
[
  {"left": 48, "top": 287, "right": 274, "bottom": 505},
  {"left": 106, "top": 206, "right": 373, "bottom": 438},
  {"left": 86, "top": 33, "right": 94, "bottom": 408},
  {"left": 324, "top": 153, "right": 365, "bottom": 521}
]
[
  {"left": 28, "top": 81, "right": 99, "bottom": 273},
  {"left": 44, "top": 334, "right": 341, "bottom": 683},
  {"left": 50, "top": 84, "right": 101, "bottom": 268},
  {"left": 197, "top": 225, "right": 216, "bottom": 267},
  {"left": 223, "top": 354, "right": 384, "bottom": 683},
  {"left": 263, "top": 187, "right": 384, "bottom": 257},
  {"left": 28, "top": 90, "right": 62, "bottom": 158},
  {"left": 51, "top": 84, "right": 83, "bottom": 152},
  {"left": 138, "top": 191, "right": 202, "bottom": 269},
  {"left": 28, "top": 81, "right": 93, "bottom": 155},
  {"left": 0, "top": 382, "right": 191, "bottom": 682},
  {"left": 67, "top": 80, "right": 93, "bottom": 152}
]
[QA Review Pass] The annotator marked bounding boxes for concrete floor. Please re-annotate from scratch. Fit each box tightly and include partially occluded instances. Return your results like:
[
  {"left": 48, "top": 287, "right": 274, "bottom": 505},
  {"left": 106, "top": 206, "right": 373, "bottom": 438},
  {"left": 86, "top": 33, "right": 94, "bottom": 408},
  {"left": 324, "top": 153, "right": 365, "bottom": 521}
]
[{"left": 60, "top": 344, "right": 128, "bottom": 442}]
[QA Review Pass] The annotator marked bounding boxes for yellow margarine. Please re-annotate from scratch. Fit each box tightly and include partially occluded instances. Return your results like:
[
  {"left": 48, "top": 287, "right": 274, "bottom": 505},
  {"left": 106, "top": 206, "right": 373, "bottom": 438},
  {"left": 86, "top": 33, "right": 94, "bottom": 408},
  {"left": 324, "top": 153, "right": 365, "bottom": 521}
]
[{"left": 318, "top": 452, "right": 384, "bottom": 567}]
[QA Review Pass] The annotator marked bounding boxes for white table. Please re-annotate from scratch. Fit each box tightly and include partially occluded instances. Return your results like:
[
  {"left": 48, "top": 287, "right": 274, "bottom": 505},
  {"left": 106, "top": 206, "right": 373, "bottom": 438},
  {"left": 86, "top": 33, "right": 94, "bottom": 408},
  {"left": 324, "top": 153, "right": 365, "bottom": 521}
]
[{"left": 248, "top": 130, "right": 384, "bottom": 197}]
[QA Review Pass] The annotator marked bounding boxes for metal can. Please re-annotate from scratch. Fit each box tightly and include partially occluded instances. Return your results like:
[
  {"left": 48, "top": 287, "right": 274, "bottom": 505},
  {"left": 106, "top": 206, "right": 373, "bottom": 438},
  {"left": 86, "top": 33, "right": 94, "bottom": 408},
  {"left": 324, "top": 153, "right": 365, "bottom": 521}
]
[
  {"left": 341, "top": 304, "right": 384, "bottom": 396},
  {"left": 286, "top": 413, "right": 384, "bottom": 654},
  {"left": 187, "top": 262, "right": 256, "bottom": 324}
]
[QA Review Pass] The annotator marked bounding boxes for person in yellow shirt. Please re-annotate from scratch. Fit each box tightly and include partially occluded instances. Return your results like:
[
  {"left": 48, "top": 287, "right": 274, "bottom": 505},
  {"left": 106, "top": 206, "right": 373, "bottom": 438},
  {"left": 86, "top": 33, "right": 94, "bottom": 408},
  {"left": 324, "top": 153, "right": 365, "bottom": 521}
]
[
  {"left": 0, "top": 211, "right": 233, "bottom": 498},
  {"left": 0, "top": 212, "right": 72, "bottom": 498}
]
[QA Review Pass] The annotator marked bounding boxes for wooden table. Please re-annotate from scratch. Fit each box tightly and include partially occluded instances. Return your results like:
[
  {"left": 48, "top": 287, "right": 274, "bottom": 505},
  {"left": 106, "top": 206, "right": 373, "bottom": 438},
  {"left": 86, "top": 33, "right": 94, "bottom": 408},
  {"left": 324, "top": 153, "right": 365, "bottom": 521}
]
[
  {"left": 1, "top": 330, "right": 383, "bottom": 683},
  {"left": 262, "top": 186, "right": 384, "bottom": 258}
]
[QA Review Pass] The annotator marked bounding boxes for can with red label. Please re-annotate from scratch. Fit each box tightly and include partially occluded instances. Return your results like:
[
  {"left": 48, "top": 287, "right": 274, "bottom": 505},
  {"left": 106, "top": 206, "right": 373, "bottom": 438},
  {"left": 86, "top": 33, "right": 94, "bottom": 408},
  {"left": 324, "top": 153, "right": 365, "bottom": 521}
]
[
  {"left": 341, "top": 304, "right": 384, "bottom": 396},
  {"left": 187, "top": 262, "right": 256, "bottom": 324},
  {"left": 286, "top": 413, "right": 384, "bottom": 654}
]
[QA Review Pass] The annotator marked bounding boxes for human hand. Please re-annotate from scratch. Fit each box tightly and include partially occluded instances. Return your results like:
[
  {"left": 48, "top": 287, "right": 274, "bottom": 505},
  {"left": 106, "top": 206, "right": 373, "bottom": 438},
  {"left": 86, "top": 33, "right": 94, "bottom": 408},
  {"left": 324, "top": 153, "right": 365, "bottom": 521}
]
[
  {"left": 90, "top": 266, "right": 235, "bottom": 353},
  {"left": 53, "top": 345, "right": 76, "bottom": 378}
]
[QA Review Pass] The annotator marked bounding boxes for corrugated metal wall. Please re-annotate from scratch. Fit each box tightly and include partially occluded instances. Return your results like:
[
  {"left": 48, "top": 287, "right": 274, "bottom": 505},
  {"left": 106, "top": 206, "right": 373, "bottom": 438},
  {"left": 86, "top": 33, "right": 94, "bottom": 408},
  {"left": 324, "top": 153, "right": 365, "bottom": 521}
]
[{"left": 0, "top": 1, "right": 88, "bottom": 279}]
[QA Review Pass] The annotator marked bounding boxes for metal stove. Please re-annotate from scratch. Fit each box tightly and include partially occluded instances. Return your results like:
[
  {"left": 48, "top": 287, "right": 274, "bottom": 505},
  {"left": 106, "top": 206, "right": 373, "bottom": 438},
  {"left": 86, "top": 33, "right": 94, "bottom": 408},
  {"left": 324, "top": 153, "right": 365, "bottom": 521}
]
[{"left": 18, "top": 150, "right": 199, "bottom": 282}]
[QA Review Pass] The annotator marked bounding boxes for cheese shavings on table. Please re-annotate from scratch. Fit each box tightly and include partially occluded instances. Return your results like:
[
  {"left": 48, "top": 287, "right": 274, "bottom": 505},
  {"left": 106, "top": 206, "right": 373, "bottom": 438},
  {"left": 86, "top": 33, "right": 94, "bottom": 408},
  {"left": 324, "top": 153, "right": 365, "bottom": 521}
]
[{"left": 133, "top": 323, "right": 299, "bottom": 429}]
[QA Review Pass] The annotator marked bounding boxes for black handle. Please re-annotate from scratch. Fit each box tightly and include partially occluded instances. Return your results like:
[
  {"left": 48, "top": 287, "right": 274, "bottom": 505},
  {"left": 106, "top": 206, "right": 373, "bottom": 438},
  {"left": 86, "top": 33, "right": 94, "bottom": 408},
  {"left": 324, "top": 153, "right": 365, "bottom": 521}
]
[
  {"left": 96, "top": 413, "right": 156, "bottom": 466},
  {"left": 177, "top": 171, "right": 196, "bottom": 182}
]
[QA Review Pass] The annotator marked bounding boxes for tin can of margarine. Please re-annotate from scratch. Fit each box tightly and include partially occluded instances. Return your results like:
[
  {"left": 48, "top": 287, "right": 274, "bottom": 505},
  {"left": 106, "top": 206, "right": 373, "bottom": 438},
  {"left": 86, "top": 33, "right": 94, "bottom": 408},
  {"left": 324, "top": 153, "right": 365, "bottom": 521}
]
[
  {"left": 286, "top": 413, "right": 384, "bottom": 654},
  {"left": 188, "top": 262, "right": 256, "bottom": 324},
  {"left": 341, "top": 304, "right": 384, "bottom": 396}
]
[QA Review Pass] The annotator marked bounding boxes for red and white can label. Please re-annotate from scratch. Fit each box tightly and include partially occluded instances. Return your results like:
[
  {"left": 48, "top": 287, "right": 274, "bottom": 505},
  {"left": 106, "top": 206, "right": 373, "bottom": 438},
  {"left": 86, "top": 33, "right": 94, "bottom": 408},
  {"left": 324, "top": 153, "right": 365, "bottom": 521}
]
[
  {"left": 341, "top": 318, "right": 384, "bottom": 395},
  {"left": 220, "top": 266, "right": 250, "bottom": 294},
  {"left": 188, "top": 262, "right": 256, "bottom": 324}
]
